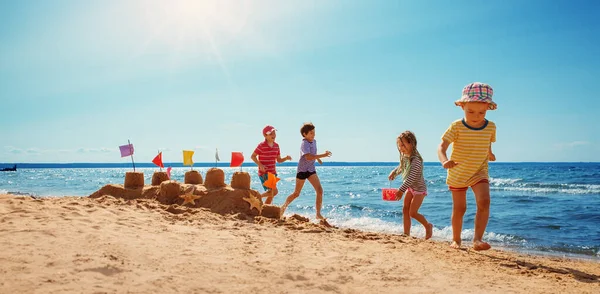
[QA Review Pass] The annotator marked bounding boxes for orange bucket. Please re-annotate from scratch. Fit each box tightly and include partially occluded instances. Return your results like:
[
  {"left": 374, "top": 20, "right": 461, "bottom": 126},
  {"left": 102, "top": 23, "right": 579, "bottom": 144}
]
[{"left": 382, "top": 188, "right": 399, "bottom": 201}]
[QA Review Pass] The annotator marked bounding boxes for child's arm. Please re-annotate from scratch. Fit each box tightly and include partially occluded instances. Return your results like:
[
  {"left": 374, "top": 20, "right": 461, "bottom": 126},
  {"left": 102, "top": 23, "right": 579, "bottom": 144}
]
[
  {"left": 304, "top": 151, "right": 332, "bottom": 161},
  {"left": 398, "top": 157, "right": 421, "bottom": 193},
  {"left": 388, "top": 166, "right": 400, "bottom": 181},
  {"left": 250, "top": 152, "right": 265, "bottom": 172},
  {"left": 488, "top": 145, "right": 496, "bottom": 161},
  {"left": 438, "top": 140, "right": 458, "bottom": 169},
  {"left": 277, "top": 154, "right": 292, "bottom": 163},
  {"left": 394, "top": 157, "right": 423, "bottom": 200}
]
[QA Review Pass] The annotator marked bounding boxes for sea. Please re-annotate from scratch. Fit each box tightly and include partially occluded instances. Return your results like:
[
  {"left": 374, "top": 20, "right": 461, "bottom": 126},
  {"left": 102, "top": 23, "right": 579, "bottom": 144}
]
[{"left": 1, "top": 162, "right": 599, "bottom": 260}]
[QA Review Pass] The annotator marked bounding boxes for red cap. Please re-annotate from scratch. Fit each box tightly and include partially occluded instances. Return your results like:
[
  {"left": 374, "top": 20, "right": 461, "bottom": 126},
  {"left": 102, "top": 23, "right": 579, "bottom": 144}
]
[{"left": 262, "top": 125, "right": 276, "bottom": 135}]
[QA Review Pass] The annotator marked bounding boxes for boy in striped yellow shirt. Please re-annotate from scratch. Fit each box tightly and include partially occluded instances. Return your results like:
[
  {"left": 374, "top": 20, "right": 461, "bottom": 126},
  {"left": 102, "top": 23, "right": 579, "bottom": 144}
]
[{"left": 437, "top": 82, "right": 497, "bottom": 251}]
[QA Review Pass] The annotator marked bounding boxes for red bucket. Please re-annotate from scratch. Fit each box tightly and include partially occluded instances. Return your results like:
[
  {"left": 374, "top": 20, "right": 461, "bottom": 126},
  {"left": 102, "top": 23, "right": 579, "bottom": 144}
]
[{"left": 382, "top": 188, "right": 399, "bottom": 201}]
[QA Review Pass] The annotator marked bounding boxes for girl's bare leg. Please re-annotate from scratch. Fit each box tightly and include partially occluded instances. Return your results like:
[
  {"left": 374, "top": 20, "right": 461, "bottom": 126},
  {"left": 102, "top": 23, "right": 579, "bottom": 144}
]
[
  {"left": 307, "top": 174, "right": 325, "bottom": 219},
  {"left": 402, "top": 192, "right": 413, "bottom": 235},
  {"left": 451, "top": 190, "right": 467, "bottom": 248},
  {"left": 408, "top": 193, "right": 433, "bottom": 239},
  {"left": 471, "top": 182, "right": 491, "bottom": 251},
  {"left": 280, "top": 179, "right": 306, "bottom": 218}
]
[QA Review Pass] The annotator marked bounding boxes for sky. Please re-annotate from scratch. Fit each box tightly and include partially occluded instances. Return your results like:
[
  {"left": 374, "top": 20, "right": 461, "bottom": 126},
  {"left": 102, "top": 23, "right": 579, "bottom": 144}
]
[{"left": 1, "top": 0, "right": 599, "bottom": 163}]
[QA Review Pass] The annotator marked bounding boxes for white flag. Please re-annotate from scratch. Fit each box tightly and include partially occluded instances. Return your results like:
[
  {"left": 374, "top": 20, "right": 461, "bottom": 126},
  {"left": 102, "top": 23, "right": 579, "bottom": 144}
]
[{"left": 215, "top": 148, "right": 220, "bottom": 161}]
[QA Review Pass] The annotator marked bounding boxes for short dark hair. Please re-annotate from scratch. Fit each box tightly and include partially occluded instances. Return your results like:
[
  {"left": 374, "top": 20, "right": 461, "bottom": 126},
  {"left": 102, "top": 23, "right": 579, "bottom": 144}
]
[{"left": 300, "top": 122, "right": 315, "bottom": 136}]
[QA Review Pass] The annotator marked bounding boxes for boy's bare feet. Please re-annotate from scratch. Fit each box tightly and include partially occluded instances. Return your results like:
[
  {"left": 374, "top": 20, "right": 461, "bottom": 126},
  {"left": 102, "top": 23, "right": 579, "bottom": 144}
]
[
  {"left": 450, "top": 241, "right": 461, "bottom": 249},
  {"left": 316, "top": 214, "right": 325, "bottom": 220},
  {"left": 473, "top": 240, "right": 491, "bottom": 251},
  {"left": 279, "top": 204, "right": 288, "bottom": 219},
  {"left": 425, "top": 223, "right": 433, "bottom": 240},
  {"left": 319, "top": 218, "right": 332, "bottom": 228}
]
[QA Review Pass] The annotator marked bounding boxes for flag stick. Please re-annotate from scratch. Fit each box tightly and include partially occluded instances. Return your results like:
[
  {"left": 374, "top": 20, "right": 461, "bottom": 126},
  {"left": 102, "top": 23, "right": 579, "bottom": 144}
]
[
  {"left": 158, "top": 150, "right": 162, "bottom": 172},
  {"left": 215, "top": 148, "right": 220, "bottom": 168},
  {"left": 128, "top": 139, "right": 136, "bottom": 172}
]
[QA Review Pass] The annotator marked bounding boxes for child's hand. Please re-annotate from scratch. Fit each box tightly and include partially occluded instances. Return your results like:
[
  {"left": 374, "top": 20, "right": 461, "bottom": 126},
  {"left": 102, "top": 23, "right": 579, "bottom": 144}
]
[
  {"left": 442, "top": 160, "right": 458, "bottom": 169},
  {"left": 317, "top": 158, "right": 323, "bottom": 165},
  {"left": 388, "top": 171, "right": 396, "bottom": 181},
  {"left": 488, "top": 152, "right": 496, "bottom": 161},
  {"left": 394, "top": 190, "right": 404, "bottom": 201},
  {"left": 258, "top": 164, "right": 266, "bottom": 172},
  {"left": 285, "top": 155, "right": 292, "bottom": 161},
  {"left": 324, "top": 150, "right": 332, "bottom": 157}
]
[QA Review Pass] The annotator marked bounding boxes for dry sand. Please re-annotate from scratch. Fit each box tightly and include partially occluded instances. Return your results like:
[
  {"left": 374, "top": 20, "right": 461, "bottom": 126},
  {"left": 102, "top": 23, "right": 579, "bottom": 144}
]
[{"left": 1, "top": 194, "right": 599, "bottom": 293}]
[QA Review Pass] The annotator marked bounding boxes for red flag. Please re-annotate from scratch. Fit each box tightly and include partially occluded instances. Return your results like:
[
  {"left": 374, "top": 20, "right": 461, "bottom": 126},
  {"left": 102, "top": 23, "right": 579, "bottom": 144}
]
[
  {"left": 152, "top": 152, "right": 164, "bottom": 168},
  {"left": 166, "top": 166, "right": 172, "bottom": 180},
  {"left": 230, "top": 152, "right": 244, "bottom": 167}
]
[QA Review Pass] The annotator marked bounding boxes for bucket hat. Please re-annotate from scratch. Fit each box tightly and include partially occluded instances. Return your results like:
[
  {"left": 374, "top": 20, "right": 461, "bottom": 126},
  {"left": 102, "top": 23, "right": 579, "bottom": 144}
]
[{"left": 455, "top": 82, "right": 497, "bottom": 110}]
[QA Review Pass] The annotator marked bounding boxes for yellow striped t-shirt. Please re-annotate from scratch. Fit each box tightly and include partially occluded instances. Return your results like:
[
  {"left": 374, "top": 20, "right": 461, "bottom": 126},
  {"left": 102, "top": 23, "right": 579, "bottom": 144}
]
[{"left": 442, "top": 119, "right": 496, "bottom": 188}]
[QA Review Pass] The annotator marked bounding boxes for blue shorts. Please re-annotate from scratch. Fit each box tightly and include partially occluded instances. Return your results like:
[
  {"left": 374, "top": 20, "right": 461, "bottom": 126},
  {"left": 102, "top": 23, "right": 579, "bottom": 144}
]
[{"left": 259, "top": 173, "right": 277, "bottom": 191}]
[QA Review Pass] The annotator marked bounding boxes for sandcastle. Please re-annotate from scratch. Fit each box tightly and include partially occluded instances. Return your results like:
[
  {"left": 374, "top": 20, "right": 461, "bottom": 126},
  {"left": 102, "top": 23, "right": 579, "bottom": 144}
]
[{"left": 90, "top": 168, "right": 281, "bottom": 218}]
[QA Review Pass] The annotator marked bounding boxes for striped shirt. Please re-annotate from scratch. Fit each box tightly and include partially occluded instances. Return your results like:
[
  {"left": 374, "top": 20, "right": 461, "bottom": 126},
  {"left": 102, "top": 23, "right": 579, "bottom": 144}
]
[
  {"left": 442, "top": 119, "right": 496, "bottom": 187},
  {"left": 297, "top": 139, "right": 317, "bottom": 173},
  {"left": 397, "top": 156, "right": 427, "bottom": 194},
  {"left": 253, "top": 141, "right": 281, "bottom": 176}
]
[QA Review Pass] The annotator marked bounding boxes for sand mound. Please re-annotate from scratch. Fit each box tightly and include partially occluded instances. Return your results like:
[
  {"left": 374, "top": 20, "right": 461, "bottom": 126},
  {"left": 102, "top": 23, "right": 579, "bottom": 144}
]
[
  {"left": 184, "top": 170, "right": 203, "bottom": 184},
  {"left": 90, "top": 169, "right": 273, "bottom": 217},
  {"left": 204, "top": 168, "right": 226, "bottom": 189},
  {"left": 230, "top": 171, "right": 250, "bottom": 189},
  {"left": 151, "top": 171, "right": 169, "bottom": 185}
]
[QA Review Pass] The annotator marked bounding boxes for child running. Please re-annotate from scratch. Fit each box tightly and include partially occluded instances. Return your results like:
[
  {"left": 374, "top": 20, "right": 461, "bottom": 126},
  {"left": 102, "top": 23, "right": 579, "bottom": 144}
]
[
  {"left": 388, "top": 131, "right": 433, "bottom": 239},
  {"left": 437, "top": 82, "right": 497, "bottom": 251},
  {"left": 250, "top": 125, "right": 292, "bottom": 204},
  {"left": 280, "top": 123, "right": 332, "bottom": 220}
]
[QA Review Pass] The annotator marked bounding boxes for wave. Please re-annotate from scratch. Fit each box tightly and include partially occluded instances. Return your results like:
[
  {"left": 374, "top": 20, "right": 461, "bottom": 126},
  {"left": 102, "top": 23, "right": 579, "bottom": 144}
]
[
  {"left": 327, "top": 216, "right": 599, "bottom": 258},
  {"left": 490, "top": 178, "right": 600, "bottom": 195},
  {"left": 0, "top": 189, "right": 36, "bottom": 197}
]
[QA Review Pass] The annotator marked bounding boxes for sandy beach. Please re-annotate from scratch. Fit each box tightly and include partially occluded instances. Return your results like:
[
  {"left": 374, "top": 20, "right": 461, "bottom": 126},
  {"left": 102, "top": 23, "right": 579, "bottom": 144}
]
[{"left": 1, "top": 193, "right": 598, "bottom": 294}]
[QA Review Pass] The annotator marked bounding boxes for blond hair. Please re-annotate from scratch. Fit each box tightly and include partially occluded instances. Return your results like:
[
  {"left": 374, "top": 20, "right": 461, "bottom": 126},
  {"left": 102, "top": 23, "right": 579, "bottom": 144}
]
[{"left": 396, "top": 131, "right": 423, "bottom": 179}]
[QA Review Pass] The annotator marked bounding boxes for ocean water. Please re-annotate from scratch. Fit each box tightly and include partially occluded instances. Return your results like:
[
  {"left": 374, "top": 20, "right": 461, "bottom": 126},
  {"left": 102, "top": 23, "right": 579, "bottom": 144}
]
[{"left": 1, "top": 162, "right": 599, "bottom": 259}]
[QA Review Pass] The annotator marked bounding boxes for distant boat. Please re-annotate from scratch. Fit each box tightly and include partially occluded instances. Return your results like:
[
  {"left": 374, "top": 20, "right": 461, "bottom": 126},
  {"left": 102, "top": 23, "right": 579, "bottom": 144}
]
[{"left": 1, "top": 165, "right": 16, "bottom": 172}]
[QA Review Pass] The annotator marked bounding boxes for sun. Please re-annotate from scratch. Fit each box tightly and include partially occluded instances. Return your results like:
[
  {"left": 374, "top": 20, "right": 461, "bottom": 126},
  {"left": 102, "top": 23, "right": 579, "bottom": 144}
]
[
  {"left": 133, "top": 0, "right": 255, "bottom": 58},
  {"left": 130, "top": 0, "right": 256, "bottom": 82}
]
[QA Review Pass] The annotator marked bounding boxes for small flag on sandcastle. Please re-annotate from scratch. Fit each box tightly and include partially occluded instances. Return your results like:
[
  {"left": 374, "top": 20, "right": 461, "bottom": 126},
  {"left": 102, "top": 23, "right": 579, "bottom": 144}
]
[
  {"left": 183, "top": 150, "right": 195, "bottom": 170},
  {"left": 151, "top": 151, "right": 170, "bottom": 185},
  {"left": 230, "top": 152, "right": 244, "bottom": 171},
  {"left": 119, "top": 140, "right": 136, "bottom": 171},
  {"left": 152, "top": 151, "right": 164, "bottom": 171}
]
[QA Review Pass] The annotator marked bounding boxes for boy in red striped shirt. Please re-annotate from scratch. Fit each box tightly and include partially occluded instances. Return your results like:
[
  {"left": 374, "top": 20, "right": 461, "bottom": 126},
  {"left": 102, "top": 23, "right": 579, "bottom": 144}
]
[{"left": 251, "top": 125, "right": 292, "bottom": 204}]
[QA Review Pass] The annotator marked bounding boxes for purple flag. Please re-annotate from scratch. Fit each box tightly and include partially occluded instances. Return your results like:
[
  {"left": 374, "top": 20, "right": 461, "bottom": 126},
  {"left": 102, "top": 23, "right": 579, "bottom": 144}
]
[{"left": 119, "top": 144, "right": 134, "bottom": 157}]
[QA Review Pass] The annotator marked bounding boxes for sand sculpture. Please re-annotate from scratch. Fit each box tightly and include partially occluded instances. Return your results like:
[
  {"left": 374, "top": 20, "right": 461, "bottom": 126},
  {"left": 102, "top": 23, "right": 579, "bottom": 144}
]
[{"left": 90, "top": 168, "right": 280, "bottom": 218}]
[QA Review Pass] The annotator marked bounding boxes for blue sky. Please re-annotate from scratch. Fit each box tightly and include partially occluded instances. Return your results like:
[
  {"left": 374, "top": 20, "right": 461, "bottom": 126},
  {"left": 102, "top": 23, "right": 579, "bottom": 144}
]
[{"left": 1, "top": 0, "right": 599, "bottom": 163}]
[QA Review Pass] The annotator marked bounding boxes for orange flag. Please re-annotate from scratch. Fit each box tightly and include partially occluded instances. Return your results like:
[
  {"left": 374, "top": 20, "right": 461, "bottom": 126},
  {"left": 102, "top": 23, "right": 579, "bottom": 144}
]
[
  {"left": 230, "top": 152, "right": 244, "bottom": 167},
  {"left": 263, "top": 172, "right": 280, "bottom": 189},
  {"left": 152, "top": 152, "right": 164, "bottom": 168}
]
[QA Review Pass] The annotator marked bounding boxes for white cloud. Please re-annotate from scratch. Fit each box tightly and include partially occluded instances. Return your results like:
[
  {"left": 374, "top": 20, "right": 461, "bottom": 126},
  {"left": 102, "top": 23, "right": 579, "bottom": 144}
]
[
  {"left": 5, "top": 146, "right": 23, "bottom": 154},
  {"left": 26, "top": 148, "right": 42, "bottom": 155},
  {"left": 8, "top": 147, "right": 114, "bottom": 155},
  {"left": 554, "top": 141, "right": 591, "bottom": 150}
]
